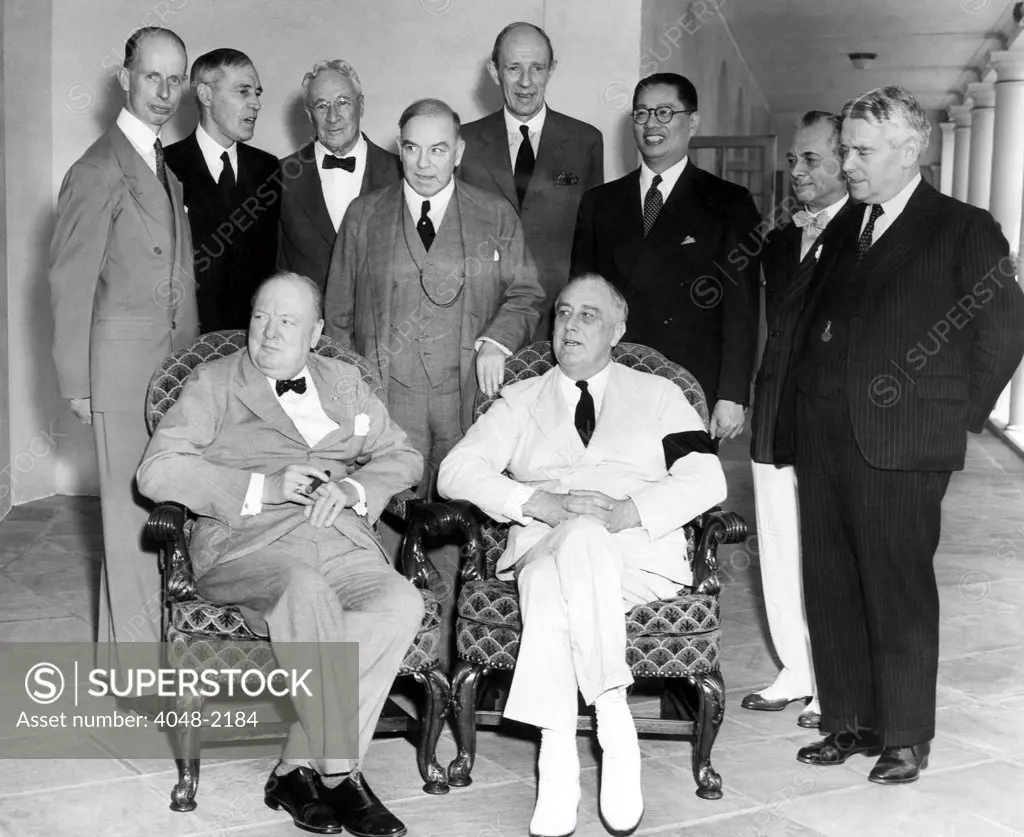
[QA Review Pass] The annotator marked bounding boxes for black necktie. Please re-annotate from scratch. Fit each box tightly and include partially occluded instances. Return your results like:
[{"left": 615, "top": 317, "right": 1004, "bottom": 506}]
[
  {"left": 857, "top": 204, "right": 884, "bottom": 261},
  {"left": 275, "top": 377, "right": 307, "bottom": 396},
  {"left": 322, "top": 155, "right": 356, "bottom": 172},
  {"left": 417, "top": 200, "right": 436, "bottom": 251},
  {"left": 153, "top": 138, "right": 171, "bottom": 199},
  {"left": 643, "top": 174, "right": 663, "bottom": 237},
  {"left": 218, "top": 151, "right": 235, "bottom": 198},
  {"left": 574, "top": 380, "right": 596, "bottom": 446},
  {"left": 513, "top": 124, "right": 535, "bottom": 208}
]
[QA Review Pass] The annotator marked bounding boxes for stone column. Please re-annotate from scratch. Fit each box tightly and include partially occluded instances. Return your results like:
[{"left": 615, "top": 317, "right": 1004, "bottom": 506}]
[
  {"left": 948, "top": 104, "right": 972, "bottom": 203},
  {"left": 966, "top": 82, "right": 996, "bottom": 209},
  {"left": 939, "top": 121, "right": 956, "bottom": 196}
]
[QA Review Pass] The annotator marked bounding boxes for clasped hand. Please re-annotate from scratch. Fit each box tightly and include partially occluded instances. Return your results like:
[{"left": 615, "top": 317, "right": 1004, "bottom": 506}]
[
  {"left": 523, "top": 489, "right": 641, "bottom": 533},
  {"left": 262, "top": 463, "right": 360, "bottom": 529}
]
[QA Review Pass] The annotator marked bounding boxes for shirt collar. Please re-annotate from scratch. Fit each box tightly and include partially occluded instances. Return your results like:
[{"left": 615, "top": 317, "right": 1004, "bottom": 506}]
[
  {"left": 116, "top": 107, "right": 161, "bottom": 151},
  {"left": 504, "top": 104, "right": 547, "bottom": 138},
  {"left": 403, "top": 177, "right": 456, "bottom": 221},
  {"left": 267, "top": 365, "right": 309, "bottom": 390},
  {"left": 557, "top": 359, "right": 612, "bottom": 404},
  {"left": 806, "top": 193, "right": 849, "bottom": 225},
  {"left": 640, "top": 155, "right": 688, "bottom": 197},
  {"left": 196, "top": 122, "right": 237, "bottom": 176},
  {"left": 315, "top": 133, "right": 367, "bottom": 168},
  {"left": 877, "top": 172, "right": 922, "bottom": 225}
]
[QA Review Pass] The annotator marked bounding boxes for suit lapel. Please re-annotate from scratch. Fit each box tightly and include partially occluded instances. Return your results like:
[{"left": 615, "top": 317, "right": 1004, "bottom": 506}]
[
  {"left": 610, "top": 171, "right": 647, "bottom": 284},
  {"left": 292, "top": 141, "right": 336, "bottom": 245},
  {"left": 307, "top": 356, "right": 356, "bottom": 449},
  {"left": 628, "top": 164, "right": 705, "bottom": 284},
  {"left": 110, "top": 126, "right": 174, "bottom": 230},
  {"left": 236, "top": 353, "right": 308, "bottom": 447},
  {"left": 183, "top": 132, "right": 218, "bottom": 188},
  {"left": 474, "top": 112, "right": 519, "bottom": 208},
  {"left": 526, "top": 111, "right": 569, "bottom": 203},
  {"left": 525, "top": 368, "right": 580, "bottom": 466},
  {"left": 775, "top": 224, "right": 811, "bottom": 309},
  {"left": 575, "top": 363, "right": 627, "bottom": 466},
  {"left": 858, "top": 181, "right": 941, "bottom": 293}
]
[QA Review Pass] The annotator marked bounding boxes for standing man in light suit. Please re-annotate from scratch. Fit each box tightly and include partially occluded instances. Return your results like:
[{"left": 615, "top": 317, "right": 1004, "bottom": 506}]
[
  {"left": 439, "top": 275, "right": 726, "bottom": 836},
  {"left": 744, "top": 111, "right": 853, "bottom": 729},
  {"left": 278, "top": 60, "right": 402, "bottom": 293},
  {"left": 459, "top": 22, "right": 604, "bottom": 339},
  {"left": 49, "top": 27, "right": 198, "bottom": 652}
]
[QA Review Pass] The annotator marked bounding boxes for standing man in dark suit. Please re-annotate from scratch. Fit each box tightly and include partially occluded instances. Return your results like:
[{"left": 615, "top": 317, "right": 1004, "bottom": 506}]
[
  {"left": 781, "top": 87, "right": 1024, "bottom": 783},
  {"left": 572, "top": 73, "right": 760, "bottom": 442},
  {"left": 278, "top": 60, "right": 402, "bottom": 293},
  {"left": 744, "top": 111, "right": 852, "bottom": 730},
  {"left": 49, "top": 27, "right": 198, "bottom": 653},
  {"left": 459, "top": 22, "right": 603, "bottom": 339},
  {"left": 165, "top": 49, "right": 280, "bottom": 332}
]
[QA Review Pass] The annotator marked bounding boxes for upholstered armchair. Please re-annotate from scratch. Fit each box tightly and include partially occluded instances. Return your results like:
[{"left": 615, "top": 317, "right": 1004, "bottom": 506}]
[
  {"left": 404, "top": 342, "right": 746, "bottom": 800},
  {"left": 142, "top": 330, "right": 451, "bottom": 812}
]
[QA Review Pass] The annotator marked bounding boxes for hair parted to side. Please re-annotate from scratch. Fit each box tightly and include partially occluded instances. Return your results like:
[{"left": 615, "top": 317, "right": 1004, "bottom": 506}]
[
  {"left": 190, "top": 48, "right": 254, "bottom": 89},
  {"left": 124, "top": 27, "right": 186, "bottom": 70},
  {"left": 398, "top": 98, "right": 462, "bottom": 133},
  {"left": 841, "top": 86, "right": 931, "bottom": 152},
  {"left": 561, "top": 273, "right": 629, "bottom": 324},
  {"left": 301, "top": 59, "right": 363, "bottom": 106},
  {"left": 795, "top": 110, "right": 843, "bottom": 155},
  {"left": 633, "top": 72, "right": 698, "bottom": 112},
  {"left": 490, "top": 21, "right": 555, "bottom": 67},
  {"left": 251, "top": 271, "right": 324, "bottom": 319}
]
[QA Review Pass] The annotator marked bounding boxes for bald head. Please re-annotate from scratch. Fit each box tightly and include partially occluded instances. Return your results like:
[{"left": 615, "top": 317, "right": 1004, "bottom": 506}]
[{"left": 248, "top": 273, "right": 324, "bottom": 380}]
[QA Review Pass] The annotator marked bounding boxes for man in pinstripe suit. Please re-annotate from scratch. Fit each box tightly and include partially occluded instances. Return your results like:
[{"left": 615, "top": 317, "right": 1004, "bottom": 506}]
[{"left": 778, "top": 87, "right": 1024, "bottom": 784}]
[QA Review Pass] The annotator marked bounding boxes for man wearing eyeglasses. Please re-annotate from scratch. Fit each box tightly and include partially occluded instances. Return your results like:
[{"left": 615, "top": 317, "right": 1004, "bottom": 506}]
[
  {"left": 458, "top": 22, "right": 604, "bottom": 340},
  {"left": 571, "top": 73, "right": 761, "bottom": 444},
  {"left": 278, "top": 60, "right": 402, "bottom": 293}
]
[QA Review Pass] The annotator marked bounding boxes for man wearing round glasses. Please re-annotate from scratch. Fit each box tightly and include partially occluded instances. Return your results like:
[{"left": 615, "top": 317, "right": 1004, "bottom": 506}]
[{"left": 572, "top": 73, "right": 760, "bottom": 446}]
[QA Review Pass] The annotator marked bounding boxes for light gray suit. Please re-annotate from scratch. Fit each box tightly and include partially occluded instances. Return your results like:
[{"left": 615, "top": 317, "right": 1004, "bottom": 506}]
[
  {"left": 50, "top": 122, "right": 198, "bottom": 649},
  {"left": 137, "top": 350, "right": 425, "bottom": 771}
]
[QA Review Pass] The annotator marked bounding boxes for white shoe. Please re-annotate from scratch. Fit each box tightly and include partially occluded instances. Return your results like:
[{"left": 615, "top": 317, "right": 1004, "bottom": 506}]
[
  {"left": 530, "top": 732, "right": 581, "bottom": 837},
  {"left": 596, "top": 699, "right": 644, "bottom": 833}
]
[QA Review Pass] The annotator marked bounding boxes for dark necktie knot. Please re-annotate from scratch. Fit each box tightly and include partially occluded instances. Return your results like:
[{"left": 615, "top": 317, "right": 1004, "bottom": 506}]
[
  {"left": 323, "top": 154, "right": 356, "bottom": 172},
  {"left": 417, "top": 200, "right": 436, "bottom": 251},
  {"left": 275, "top": 377, "right": 307, "bottom": 396},
  {"left": 643, "top": 174, "right": 664, "bottom": 237},
  {"left": 574, "top": 380, "right": 596, "bottom": 447}
]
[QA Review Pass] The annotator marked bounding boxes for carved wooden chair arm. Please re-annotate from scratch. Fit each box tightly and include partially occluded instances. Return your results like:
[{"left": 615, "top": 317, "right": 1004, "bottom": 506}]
[
  {"left": 400, "top": 499, "right": 485, "bottom": 589},
  {"left": 144, "top": 502, "right": 197, "bottom": 604},
  {"left": 691, "top": 507, "right": 747, "bottom": 596}
]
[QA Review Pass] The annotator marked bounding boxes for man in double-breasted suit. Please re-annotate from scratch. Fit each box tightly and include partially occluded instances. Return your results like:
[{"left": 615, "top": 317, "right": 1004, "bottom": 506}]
[
  {"left": 49, "top": 27, "right": 198, "bottom": 652},
  {"left": 459, "top": 22, "right": 604, "bottom": 339},
  {"left": 165, "top": 48, "right": 280, "bottom": 332},
  {"left": 572, "top": 73, "right": 761, "bottom": 443},
  {"left": 744, "top": 111, "right": 853, "bottom": 731},
  {"left": 278, "top": 59, "right": 402, "bottom": 293},
  {"left": 439, "top": 275, "right": 726, "bottom": 836},
  {"left": 138, "top": 273, "right": 423, "bottom": 837},
  {"left": 777, "top": 87, "right": 1024, "bottom": 785}
]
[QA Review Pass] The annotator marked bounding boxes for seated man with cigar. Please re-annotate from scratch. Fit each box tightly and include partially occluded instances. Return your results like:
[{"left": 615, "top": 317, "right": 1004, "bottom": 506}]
[
  {"left": 438, "top": 274, "right": 726, "bottom": 836},
  {"left": 138, "top": 271, "right": 423, "bottom": 837}
]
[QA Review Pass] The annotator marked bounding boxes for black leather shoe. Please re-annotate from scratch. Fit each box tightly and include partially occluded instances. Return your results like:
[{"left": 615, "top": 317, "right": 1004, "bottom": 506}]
[
  {"left": 868, "top": 742, "right": 931, "bottom": 785},
  {"left": 741, "top": 693, "right": 810, "bottom": 712},
  {"left": 796, "top": 731, "right": 883, "bottom": 766},
  {"left": 797, "top": 710, "right": 821, "bottom": 729},
  {"left": 316, "top": 772, "right": 407, "bottom": 837},
  {"left": 265, "top": 767, "right": 344, "bottom": 834}
]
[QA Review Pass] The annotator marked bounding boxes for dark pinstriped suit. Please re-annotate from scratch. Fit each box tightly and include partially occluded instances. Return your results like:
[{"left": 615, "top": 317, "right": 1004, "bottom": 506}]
[{"left": 778, "top": 179, "right": 1024, "bottom": 746}]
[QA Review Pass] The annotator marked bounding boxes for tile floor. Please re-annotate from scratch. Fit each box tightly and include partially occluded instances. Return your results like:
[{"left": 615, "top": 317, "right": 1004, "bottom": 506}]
[{"left": 0, "top": 430, "right": 1022, "bottom": 836}]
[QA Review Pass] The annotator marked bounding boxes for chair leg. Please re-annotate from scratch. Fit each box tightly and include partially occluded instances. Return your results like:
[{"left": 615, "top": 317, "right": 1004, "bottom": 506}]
[
  {"left": 448, "top": 659, "right": 486, "bottom": 788},
  {"left": 410, "top": 667, "right": 451, "bottom": 795},
  {"left": 168, "top": 694, "right": 202, "bottom": 812},
  {"left": 685, "top": 669, "right": 725, "bottom": 800}
]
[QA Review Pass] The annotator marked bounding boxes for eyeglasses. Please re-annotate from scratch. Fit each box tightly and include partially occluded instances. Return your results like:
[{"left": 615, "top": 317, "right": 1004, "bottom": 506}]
[{"left": 632, "top": 107, "right": 692, "bottom": 125}]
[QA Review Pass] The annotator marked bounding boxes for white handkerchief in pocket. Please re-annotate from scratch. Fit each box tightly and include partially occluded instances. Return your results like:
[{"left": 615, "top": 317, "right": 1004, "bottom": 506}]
[
  {"left": 492, "top": 250, "right": 500, "bottom": 261},
  {"left": 354, "top": 413, "right": 370, "bottom": 436}
]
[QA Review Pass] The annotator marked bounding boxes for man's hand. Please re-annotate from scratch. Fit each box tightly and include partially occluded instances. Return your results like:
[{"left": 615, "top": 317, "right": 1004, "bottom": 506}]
[
  {"left": 304, "top": 480, "right": 359, "bottom": 528},
  {"left": 262, "top": 464, "right": 332, "bottom": 507},
  {"left": 522, "top": 490, "right": 574, "bottom": 528},
  {"left": 475, "top": 342, "right": 507, "bottom": 397},
  {"left": 69, "top": 398, "right": 92, "bottom": 426},
  {"left": 710, "top": 399, "right": 745, "bottom": 441},
  {"left": 566, "top": 489, "right": 641, "bottom": 533}
]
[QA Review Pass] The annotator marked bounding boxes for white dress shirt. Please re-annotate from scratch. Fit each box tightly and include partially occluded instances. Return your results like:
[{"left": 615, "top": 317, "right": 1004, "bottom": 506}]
[
  {"left": 859, "top": 173, "right": 922, "bottom": 245},
  {"left": 316, "top": 134, "right": 368, "bottom": 231},
  {"left": 195, "top": 122, "right": 238, "bottom": 183},
  {"left": 240, "top": 367, "right": 366, "bottom": 516},
  {"left": 639, "top": 155, "right": 688, "bottom": 210},
  {"left": 402, "top": 177, "right": 456, "bottom": 230},
  {"left": 504, "top": 105, "right": 547, "bottom": 169},
  {"left": 501, "top": 362, "right": 613, "bottom": 523},
  {"left": 799, "top": 193, "right": 849, "bottom": 261},
  {"left": 116, "top": 108, "right": 161, "bottom": 176}
]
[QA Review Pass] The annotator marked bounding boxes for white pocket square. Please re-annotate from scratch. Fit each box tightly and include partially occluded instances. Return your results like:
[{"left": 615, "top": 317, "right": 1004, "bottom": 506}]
[
  {"left": 492, "top": 250, "right": 500, "bottom": 261},
  {"left": 681, "top": 236, "right": 696, "bottom": 245},
  {"left": 353, "top": 413, "right": 370, "bottom": 436}
]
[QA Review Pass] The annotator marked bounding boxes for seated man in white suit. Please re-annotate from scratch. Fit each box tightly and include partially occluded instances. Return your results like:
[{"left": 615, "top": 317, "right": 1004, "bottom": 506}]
[{"left": 437, "top": 274, "right": 726, "bottom": 836}]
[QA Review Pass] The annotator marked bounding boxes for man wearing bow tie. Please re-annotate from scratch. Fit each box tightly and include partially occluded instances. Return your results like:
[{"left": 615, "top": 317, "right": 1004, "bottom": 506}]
[
  {"left": 744, "top": 111, "right": 853, "bottom": 730},
  {"left": 571, "top": 73, "right": 761, "bottom": 443},
  {"left": 458, "top": 22, "right": 604, "bottom": 339},
  {"left": 49, "top": 27, "right": 198, "bottom": 655},
  {"left": 278, "top": 60, "right": 401, "bottom": 292},
  {"left": 165, "top": 49, "right": 281, "bottom": 332},
  {"left": 139, "top": 272, "right": 424, "bottom": 836},
  {"left": 777, "top": 87, "right": 1024, "bottom": 785}
]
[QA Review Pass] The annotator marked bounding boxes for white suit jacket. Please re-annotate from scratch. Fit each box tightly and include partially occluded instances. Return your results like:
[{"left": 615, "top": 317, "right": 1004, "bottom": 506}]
[{"left": 437, "top": 362, "right": 727, "bottom": 584}]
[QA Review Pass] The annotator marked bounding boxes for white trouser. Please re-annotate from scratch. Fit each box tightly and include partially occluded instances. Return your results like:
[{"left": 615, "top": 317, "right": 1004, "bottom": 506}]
[{"left": 751, "top": 462, "right": 815, "bottom": 697}]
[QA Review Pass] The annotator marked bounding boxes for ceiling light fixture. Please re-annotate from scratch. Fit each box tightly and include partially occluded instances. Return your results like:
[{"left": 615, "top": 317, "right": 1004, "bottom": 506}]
[{"left": 849, "top": 52, "right": 878, "bottom": 70}]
